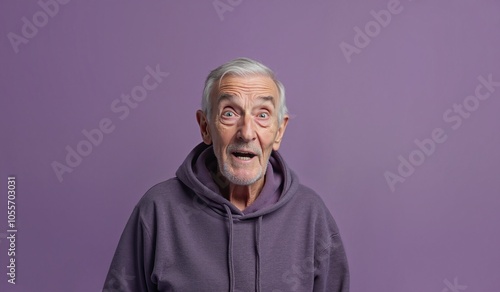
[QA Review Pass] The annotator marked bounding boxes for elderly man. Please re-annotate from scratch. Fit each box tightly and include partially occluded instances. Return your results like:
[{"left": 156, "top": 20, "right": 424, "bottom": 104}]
[{"left": 103, "top": 58, "right": 349, "bottom": 292}]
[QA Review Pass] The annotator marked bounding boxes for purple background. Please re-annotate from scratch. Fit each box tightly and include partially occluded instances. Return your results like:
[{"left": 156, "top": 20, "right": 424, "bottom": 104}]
[{"left": 1, "top": 0, "right": 499, "bottom": 291}]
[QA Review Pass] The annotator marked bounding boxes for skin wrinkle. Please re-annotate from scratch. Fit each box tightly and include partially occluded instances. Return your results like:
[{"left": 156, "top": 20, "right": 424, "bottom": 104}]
[
  {"left": 218, "top": 94, "right": 275, "bottom": 112},
  {"left": 196, "top": 75, "right": 289, "bottom": 211}
]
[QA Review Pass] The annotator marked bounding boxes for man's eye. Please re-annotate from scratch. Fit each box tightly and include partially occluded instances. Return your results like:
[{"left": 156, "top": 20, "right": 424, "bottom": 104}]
[
  {"left": 258, "top": 112, "right": 269, "bottom": 119},
  {"left": 222, "top": 111, "right": 235, "bottom": 117}
]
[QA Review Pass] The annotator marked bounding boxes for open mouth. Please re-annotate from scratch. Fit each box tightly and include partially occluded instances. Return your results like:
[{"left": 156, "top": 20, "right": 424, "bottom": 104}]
[{"left": 231, "top": 151, "right": 257, "bottom": 160}]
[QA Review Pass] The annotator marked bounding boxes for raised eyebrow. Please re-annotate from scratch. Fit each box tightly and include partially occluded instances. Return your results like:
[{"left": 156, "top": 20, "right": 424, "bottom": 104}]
[
  {"left": 255, "top": 96, "right": 276, "bottom": 113},
  {"left": 256, "top": 96, "right": 275, "bottom": 107},
  {"left": 217, "top": 93, "right": 236, "bottom": 103},
  {"left": 216, "top": 94, "right": 276, "bottom": 109}
]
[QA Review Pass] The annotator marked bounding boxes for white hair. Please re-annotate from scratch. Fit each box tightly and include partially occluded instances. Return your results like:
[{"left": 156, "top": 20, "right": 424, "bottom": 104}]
[{"left": 202, "top": 57, "right": 288, "bottom": 124}]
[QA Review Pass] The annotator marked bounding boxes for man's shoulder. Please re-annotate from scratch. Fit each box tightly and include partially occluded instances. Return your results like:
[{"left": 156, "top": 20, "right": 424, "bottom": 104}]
[
  {"left": 136, "top": 177, "right": 189, "bottom": 207},
  {"left": 293, "top": 183, "right": 328, "bottom": 208},
  {"left": 282, "top": 183, "right": 342, "bottom": 235}
]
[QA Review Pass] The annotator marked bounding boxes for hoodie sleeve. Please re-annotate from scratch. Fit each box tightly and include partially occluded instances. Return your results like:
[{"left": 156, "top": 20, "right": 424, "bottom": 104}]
[
  {"left": 103, "top": 204, "right": 157, "bottom": 292},
  {"left": 313, "top": 204, "right": 350, "bottom": 292}
]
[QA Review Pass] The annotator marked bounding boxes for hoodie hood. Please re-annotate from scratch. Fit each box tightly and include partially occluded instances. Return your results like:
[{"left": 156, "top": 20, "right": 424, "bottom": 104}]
[
  {"left": 176, "top": 142, "right": 302, "bottom": 291},
  {"left": 176, "top": 142, "right": 300, "bottom": 219}
]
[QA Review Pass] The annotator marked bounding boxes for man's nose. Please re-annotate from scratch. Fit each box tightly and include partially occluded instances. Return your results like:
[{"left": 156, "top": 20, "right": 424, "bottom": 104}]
[{"left": 237, "top": 114, "right": 256, "bottom": 142}]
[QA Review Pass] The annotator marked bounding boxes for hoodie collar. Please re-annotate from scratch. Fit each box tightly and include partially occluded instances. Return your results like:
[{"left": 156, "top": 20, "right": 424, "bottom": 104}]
[
  {"left": 176, "top": 142, "right": 299, "bottom": 219},
  {"left": 192, "top": 144, "right": 283, "bottom": 215}
]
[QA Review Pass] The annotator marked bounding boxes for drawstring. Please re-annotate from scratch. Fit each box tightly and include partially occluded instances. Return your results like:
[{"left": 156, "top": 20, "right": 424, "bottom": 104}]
[
  {"left": 255, "top": 216, "right": 262, "bottom": 292},
  {"left": 224, "top": 204, "right": 263, "bottom": 292},
  {"left": 224, "top": 205, "right": 235, "bottom": 292}
]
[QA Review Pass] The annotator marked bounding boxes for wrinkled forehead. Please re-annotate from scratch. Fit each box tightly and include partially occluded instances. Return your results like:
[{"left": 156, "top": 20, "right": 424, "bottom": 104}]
[{"left": 210, "top": 74, "right": 279, "bottom": 107}]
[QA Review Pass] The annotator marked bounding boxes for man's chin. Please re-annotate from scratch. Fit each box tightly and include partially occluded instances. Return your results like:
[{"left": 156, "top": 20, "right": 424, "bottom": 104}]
[{"left": 222, "top": 169, "right": 263, "bottom": 186}]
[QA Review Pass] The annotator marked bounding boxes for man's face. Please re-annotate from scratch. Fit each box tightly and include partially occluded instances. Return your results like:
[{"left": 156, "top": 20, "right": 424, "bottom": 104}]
[{"left": 197, "top": 75, "right": 288, "bottom": 186}]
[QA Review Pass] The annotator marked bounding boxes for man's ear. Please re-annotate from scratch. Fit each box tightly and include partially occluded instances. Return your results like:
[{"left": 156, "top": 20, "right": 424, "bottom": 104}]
[
  {"left": 196, "top": 110, "right": 212, "bottom": 145},
  {"left": 273, "top": 115, "right": 289, "bottom": 151}
]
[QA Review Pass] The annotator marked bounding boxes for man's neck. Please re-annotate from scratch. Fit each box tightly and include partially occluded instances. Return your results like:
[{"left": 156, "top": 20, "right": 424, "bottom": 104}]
[
  {"left": 213, "top": 172, "right": 265, "bottom": 211},
  {"left": 226, "top": 178, "right": 265, "bottom": 211}
]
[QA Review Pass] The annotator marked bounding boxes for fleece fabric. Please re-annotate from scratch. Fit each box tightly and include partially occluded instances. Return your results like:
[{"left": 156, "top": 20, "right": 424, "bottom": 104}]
[{"left": 103, "top": 143, "right": 349, "bottom": 292}]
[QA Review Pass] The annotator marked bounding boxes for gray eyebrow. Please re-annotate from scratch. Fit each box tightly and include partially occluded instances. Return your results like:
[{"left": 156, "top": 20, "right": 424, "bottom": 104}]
[
  {"left": 217, "top": 93, "right": 235, "bottom": 102},
  {"left": 259, "top": 96, "right": 275, "bottom": 104},
  {"left": 217, "top": 94, "right": 275, "bottom": 105}
]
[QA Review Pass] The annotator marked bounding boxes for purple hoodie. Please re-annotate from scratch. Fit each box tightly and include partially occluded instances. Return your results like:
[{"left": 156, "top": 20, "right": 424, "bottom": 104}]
[{"left": 103, "top": 143, "right": 349, "bottom": 291}]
